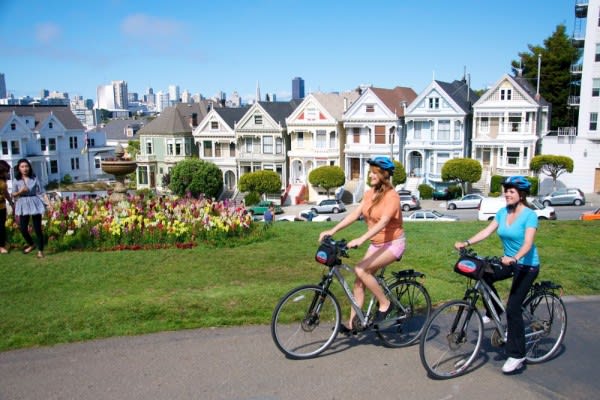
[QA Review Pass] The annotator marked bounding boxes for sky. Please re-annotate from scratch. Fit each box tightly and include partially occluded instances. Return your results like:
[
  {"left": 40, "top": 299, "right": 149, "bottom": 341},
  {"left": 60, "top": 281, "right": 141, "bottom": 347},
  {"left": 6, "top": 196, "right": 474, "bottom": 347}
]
[{"left": 0, "top": 0, "right": 576, "bottom": 104}]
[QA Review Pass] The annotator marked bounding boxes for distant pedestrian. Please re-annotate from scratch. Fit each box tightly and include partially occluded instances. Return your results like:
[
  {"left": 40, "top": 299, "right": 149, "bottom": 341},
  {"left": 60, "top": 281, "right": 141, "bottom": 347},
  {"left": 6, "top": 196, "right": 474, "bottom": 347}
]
[
  {"left": 264, "top": 203, "right": 275, "bottom": 224},
  {"left": 12, "top": 159, "right": 49, "bottom": 258},
  {"left": 0, "top": 160, "right": 14, "bottom": 254}
]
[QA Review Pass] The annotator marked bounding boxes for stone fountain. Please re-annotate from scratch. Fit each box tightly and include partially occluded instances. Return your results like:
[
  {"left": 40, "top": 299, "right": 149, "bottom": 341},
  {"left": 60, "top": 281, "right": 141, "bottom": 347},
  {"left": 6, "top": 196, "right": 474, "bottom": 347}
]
[{"left": 101, "top": 144, "right": 137, "bottom": 202}]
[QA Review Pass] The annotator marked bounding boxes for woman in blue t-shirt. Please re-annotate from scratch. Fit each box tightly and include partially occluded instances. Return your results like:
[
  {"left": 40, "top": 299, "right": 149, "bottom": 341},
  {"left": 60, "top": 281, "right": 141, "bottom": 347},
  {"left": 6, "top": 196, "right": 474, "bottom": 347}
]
[{"left": 454, "top": 176, "right": 539, "bottom": 374}]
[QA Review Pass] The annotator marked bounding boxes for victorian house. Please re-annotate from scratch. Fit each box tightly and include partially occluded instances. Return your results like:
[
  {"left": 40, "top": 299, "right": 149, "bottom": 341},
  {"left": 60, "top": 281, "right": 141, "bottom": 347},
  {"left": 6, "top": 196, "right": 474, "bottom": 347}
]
[
  {"left": 136, "top": 102, "right": 212, "bottom": 190},
  {"left": 0, "top": 105, "right": 110, "bottom": 189},
  {"left": 285, "top": 91, "right": 359, "bottom": 204},
  {"left": 193, "top": 106, "right": 249, "bottom": 194},
  {"left": 342, "top": 86, "right": 416, "bottom": 201},
  {"left": 235, "top": 101, "right": 299, "bottom": 197},
  {"left": 403, "top": 78, "right": 479, "bottom": 192},
  {"left": 471, "top": 74, "right": 550, "bottom": 193}
]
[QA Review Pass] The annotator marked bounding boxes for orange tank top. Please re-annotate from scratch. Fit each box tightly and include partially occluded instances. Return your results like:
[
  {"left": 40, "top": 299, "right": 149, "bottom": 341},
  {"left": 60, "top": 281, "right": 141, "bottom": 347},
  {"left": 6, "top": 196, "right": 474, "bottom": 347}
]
[{"left": 361, "top": 188, "right": 403, "bottom": 245}]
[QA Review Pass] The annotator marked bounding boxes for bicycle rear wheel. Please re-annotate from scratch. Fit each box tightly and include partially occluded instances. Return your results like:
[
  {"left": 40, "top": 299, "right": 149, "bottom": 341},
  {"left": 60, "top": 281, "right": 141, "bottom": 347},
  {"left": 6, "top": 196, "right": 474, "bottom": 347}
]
[
  {"left": 523, "top": 292, "right": 567, "bottom": 363},
  {"left": 377, "top": 280, "right": 431, "bottom": 347},
  {"left": 419, "top": 300, "right": 483, "bottom": 379},
  {"left": 271, "top": 285, "right": 341, "bottom": 359}
]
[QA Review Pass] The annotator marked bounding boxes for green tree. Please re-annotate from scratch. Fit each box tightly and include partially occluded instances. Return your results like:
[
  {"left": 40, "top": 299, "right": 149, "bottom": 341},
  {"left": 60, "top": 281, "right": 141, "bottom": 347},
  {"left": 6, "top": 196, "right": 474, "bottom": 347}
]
[
  {"left": 308, "top": 166, "right": 345, "bottom": 198},
  {"left": 238, "top": 170, "right": 282, "bottom": 197},
  {"left": 169, "top": 159, "right": 223, "bottom": 198},
  {"left": 392, "top": 161, "right": 407, "bottom": 187},
  {"left": 511, "top": 24, "right": 580, "bottom": 130},
  {"left": 530, "top": 154, "right": 574, "bottom": 191},
  {"left": 441, "top": 158, "right": 482, "bottom": 196},
  {"left": 126, "top": 140, "right": 140, "bottom": 159}
]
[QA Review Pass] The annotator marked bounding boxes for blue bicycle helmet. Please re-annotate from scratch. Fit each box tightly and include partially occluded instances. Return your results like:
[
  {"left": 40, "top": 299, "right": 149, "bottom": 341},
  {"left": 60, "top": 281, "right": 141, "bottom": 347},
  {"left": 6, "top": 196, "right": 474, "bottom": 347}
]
[
  {"left": 502, "top": 176, "right": 531, "bottom": 193},
  {"left": 366, "top": 157, "right": 395, "bottom": 174}
]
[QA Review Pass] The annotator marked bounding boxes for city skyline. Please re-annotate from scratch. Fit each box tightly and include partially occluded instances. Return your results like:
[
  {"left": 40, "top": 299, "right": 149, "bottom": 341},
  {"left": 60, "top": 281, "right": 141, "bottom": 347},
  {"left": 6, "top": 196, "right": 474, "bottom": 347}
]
[{"left": 0, "top": 1, "right": 574, "bottom": 103}]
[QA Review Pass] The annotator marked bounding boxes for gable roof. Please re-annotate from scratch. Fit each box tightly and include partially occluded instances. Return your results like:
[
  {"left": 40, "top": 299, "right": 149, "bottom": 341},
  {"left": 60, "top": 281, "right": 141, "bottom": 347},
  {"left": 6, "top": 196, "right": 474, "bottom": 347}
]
[
  {"left": 256, "top": 100, "right": 301, "bottom": 127},
  {"left": 212, "top": 106, "right": 250, "bottom": 129},
  {"left": 512, "top": 76, "right": 551, "bottom": 107},
  {"left": 435, "top": 79, "right": 480, "bottom": 113},
  {"left": 370, "top": 86, "right": 417, "bottom": 117},
  {"left": 91, "top": 118, "right": 147, "bottom": 140},
  {"left": 474, "top": 74, "right": 550, "bottom": 107},
  {"left": 138, "top": 101, "right": 212, "bottom": 136},
  {"left": 0, "top": 105, "right": 84, "bottom": 130},
  {"left": 311, "top": 91, "right": 360, "bottom": 119}
]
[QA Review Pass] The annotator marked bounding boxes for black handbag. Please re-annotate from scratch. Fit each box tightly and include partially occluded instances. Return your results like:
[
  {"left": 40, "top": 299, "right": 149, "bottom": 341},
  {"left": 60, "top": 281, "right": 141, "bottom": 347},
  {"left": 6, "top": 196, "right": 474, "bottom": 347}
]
[{"left": 454, "top": 254, "right": 486, "bottom": 280}]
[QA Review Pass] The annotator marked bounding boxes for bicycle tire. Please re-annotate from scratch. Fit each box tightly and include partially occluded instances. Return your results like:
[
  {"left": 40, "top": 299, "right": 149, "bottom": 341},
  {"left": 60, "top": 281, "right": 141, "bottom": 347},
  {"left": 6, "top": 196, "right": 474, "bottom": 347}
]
[
  {"left": 522, "top": 291, "right": 567, "bottom": 363},
  {"left": 377, "top": 280, "right": 432, "bottom": 347},
  {"left": 271, "top": 285, "right": 341, "bottom": 359},
  {"left": 419, "top": 300, "right": 483, "bottom": 379}
]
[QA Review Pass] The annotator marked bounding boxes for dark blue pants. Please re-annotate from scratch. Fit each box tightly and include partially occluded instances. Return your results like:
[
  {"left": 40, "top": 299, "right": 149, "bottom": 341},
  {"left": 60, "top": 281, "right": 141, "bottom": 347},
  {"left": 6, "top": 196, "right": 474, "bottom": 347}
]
[{"left": 18, "top": 214, "right": 44, "bottom": 251}]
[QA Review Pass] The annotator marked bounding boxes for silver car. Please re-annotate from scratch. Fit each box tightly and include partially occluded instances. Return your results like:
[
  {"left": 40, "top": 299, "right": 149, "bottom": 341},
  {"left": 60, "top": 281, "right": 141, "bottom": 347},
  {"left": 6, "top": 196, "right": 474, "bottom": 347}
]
[
  {"left": 310, "top": 199, "right": 346, "bottom": 214},
  {"left": 400, "top": 195, "right": 420, "bottom": 212},
  {"left": 447, "top": 194, "right": 485, "bottom": 210},
  {"left": 539, "top": 188, "right": 585, "bottom": 206}
]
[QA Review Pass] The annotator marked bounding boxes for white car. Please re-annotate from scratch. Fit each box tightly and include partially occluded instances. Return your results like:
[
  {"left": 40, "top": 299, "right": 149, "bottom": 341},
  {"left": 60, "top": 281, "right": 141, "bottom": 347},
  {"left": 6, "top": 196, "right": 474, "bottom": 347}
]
[
  {"left": 405, "top": 210, "right": 459, "bottom": 222},
  {"left": 447, "top": 194, "right": 484, "bottom": 210},
  {"left": 478, "top": 197, "right": 556, "bottom": 221},
  {"left": 277, "top": 210, "right": 331, "bottom": 222}
]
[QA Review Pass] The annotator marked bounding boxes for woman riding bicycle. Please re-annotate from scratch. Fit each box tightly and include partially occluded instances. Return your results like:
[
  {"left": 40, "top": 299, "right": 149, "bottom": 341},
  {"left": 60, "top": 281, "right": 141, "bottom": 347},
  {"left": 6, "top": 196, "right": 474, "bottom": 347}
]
[
  {"left": 319, "top": 156, "right": 405, "bottom": 333},
  {"left": 454, "top": 176, "right": 540, "bottom": 373}
]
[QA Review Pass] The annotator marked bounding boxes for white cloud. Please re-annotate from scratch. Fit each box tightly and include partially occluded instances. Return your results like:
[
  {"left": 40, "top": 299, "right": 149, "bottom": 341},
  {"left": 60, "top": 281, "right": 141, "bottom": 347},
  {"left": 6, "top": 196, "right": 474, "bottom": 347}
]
[
  {"left": 35, "top": 22, "right": 61, "bottom": 44},
  {"left": 121, "top": 14, "right": 183, "bottom": 40}
]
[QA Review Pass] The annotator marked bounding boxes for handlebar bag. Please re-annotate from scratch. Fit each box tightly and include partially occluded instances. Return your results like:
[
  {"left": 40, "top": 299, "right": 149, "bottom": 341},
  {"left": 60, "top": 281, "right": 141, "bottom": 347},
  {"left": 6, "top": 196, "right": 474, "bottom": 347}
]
[
  {"left": 454, "top": 255, "right": 486, "bottom": 280},
  {"left": 315, "top": 242, "right": 338, "bottom": 266}
]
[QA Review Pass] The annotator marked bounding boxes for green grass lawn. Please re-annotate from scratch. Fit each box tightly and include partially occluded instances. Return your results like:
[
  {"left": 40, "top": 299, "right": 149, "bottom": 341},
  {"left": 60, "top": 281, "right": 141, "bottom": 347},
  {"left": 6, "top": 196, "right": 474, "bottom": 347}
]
[{"left": 1, "top": 220, "right": 599, "bottom": 352}]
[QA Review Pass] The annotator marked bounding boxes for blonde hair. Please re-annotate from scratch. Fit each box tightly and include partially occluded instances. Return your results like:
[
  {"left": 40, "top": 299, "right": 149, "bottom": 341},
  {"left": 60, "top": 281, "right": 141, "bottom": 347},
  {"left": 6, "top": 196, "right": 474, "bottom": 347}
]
[{"left": 367, "top": 165, "right": 393, "bottom": 216}]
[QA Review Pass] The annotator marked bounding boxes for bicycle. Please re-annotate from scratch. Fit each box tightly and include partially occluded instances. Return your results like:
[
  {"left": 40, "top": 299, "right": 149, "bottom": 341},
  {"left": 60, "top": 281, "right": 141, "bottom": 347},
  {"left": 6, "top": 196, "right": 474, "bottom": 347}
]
[
  {"left": 271, "top": 236, "right": 432, "bottom": 359},
  {"left": 419, "top": 248, "right": 567, "bottom": 379}
]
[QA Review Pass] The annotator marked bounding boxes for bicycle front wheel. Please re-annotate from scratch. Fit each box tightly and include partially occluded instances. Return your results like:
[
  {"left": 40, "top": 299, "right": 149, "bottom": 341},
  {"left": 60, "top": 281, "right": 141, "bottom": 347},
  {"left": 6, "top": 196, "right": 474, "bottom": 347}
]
[
  {"left": 523, "top": 292, "right": 567, "bottom": 363},
  {"left": 377, "top": 280, "right": 432, "bottom": 347},
  {"left": 419, "top": 300, "right": 483, "bottom": 379},
  {"left": 271, "top": 285, "right": 341, "bottom": 359}
]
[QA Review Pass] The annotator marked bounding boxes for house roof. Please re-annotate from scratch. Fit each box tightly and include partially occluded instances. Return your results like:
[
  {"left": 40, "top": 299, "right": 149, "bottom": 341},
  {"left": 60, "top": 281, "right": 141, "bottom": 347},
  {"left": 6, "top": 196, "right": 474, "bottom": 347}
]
[
  {"left": 435, "top": 79, "right": 480, "bottom": 112},
  {"left": 91, "top": 118, "right": 148, "bottom": 140},
  {"left": 512, "top": 76, "right": 551, "bottom": 107},
  {"left": 256, "top": 100, "right": 302, "bottom": 127},
  {"left": 0, "top": 105, "right": 84, "bottom": 130},
  {"left": 138, "top": 101, "right": 213, "bottom": 136},
  {"left": 371, "top": 86, "right": 417, "bottom": 117},
  {"left": 212, "top": 106, "right": 250, "bottom": 129},
  {"left": 311, "top": 91, "right": 360, "bottom": 119}
]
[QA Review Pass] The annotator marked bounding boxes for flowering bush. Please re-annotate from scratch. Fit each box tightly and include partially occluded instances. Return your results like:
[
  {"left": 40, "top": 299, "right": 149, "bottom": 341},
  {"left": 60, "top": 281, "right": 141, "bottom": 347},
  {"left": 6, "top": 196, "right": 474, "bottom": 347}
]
[{"left": 5, "top": 194, "right": 261, "bottom": 252}]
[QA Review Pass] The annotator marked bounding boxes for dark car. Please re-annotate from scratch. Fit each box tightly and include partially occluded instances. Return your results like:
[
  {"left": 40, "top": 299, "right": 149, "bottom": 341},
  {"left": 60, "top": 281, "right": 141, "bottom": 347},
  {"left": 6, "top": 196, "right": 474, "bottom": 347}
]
[{"left": 433, "top": 188, "right": 452, "bottom": 200}]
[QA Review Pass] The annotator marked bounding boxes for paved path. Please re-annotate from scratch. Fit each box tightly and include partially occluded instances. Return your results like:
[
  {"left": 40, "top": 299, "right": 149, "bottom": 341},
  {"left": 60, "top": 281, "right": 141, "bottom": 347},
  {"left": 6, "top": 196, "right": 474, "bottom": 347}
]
[{"left": 1, "top": 297, "right": 598, "bottom": 400}]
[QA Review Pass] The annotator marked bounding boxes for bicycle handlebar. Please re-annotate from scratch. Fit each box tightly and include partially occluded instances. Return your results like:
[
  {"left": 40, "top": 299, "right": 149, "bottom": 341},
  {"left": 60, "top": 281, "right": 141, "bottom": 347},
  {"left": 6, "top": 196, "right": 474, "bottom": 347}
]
[
  {"left": 458, "top": 247, "right": 503, "bottom": 268},
  {"left": 321, "top": 235, "right": 351, "bottom": 258}
]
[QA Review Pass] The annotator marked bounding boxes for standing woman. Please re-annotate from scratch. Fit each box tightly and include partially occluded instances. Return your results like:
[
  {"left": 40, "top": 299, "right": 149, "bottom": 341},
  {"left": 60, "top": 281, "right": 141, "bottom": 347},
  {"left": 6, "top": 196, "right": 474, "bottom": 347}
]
[
  {"left": 0, "top": 160, "right": 14, "bottom": 254},
  {"left": 454, "top": 176, "right": 539, "bottom": 374},
  {"left": 319, "top": 157, "right": 405, "bottom": 332},
  {"left": 12, "top": 159, "right": 49, "bottom": 258}
]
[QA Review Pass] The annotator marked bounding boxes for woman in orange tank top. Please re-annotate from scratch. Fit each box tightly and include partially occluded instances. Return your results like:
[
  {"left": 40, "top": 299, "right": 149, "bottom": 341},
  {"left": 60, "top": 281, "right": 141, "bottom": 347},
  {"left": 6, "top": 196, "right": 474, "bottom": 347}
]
[{"left": 319, "top": 157, "right": 405, "bottom": 333}]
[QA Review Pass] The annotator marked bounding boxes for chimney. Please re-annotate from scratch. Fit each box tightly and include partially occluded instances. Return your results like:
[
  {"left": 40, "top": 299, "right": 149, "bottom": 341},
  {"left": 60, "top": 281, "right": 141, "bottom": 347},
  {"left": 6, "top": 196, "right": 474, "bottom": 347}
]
[{"left": 343, "top": 97, "right": 348, "bottom": 112}]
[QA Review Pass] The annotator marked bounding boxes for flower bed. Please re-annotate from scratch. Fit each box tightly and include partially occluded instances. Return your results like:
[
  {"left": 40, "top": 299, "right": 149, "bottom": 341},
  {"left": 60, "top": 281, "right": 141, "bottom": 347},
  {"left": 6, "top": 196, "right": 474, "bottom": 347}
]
[{"left": 5, "top": 194, "right": 260, "bottom": 251}]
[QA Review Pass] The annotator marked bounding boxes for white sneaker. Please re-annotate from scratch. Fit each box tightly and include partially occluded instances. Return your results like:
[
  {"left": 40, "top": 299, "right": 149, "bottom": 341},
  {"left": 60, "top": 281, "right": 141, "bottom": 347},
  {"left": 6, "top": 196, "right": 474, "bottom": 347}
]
[
  {"left": 502, "top": 357, "right": 525, "bottom": 373},
  {"left": 482, "top": 315, "right": 492, "bottom": 325}
]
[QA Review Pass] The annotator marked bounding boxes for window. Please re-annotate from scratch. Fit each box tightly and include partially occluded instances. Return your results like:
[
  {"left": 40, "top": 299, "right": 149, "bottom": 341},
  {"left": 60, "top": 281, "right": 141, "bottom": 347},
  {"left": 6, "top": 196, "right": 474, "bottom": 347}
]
[
  {"left": 276, "top": 137, "right": 283, "bottom": 154},
  {"left": 245, "top": 137, "right": 253, "bottom": 152},
  {"left": 48, "top": 122, "right": 53, "bottom": 129},
  {"left": 366, "top": 104, "right": 375, "bottom": 112},
  {"left": 211, "top": 121, "right": 219, "bottom": 129},
  {"left": 203, "top": 141, "right": 213, "bottom": 157},
  {"left": 10, "top": 122, "right": 16, "bottom": 130},
  {"left": 94, "top": 158, "right": 101, "bottom": 169},
  {"left": 454, "top": 120, "right": 462, "bottom": 140},
  {"left": 254, "top": 115, "right": 263, "bottom": 125},
  {"left": 69, "top": 136, "right": 78, "bottom": 149},
  {"left": 145, "top": 140, "right": 153, "bottom": 154},
  {"left": 71, "top": 157, "right": 80, "bottom": 170},
  {"left": 1, "top": 141, "right": 7, "bottom": 155},
  {"left": 297, "top": 132, "right": 304, "bottom": 147},
  {"left": 590, "top": 112, "right": 598, "bottom": 130},
  {"left": 40, "top": 138, "right": 47, "bottom": 151},
  {"left": 596, "top": 44, "right": 600, "bottom": 62},
  {"left": 229, "top": 143, "right": 235, "bottom": 157},
  {"left": 263, "top": 136, "right": 273, "bottom": 153},
  {"left": 593, "top": 79, "right": 600, "bottom": 96},
  {"left": 500, "top": 89, "right": 512, "bottom": 100},
  {"left": 329, "top": 132, "right": 336, "bottom": 148},
  {"left": 506, "top": 147, "right": 520, "bottom": 166},
  {"left": 436, "top": 153, "right": 449, "bottom": 173},
  {"left": 480, "top": 117, "right": 489, "bottom": 133},
  {"left": 215, "top": 142, "right": 222, "bottom": 157},
  {"left": 509, "top": 114, "right": 521, "bottom": 132},
  {"left": 428, "top": 97, "right": 439, "bottom": 109},
  {"left": 353, "top": 127, "right": 360, "bottom": 143},
  {"left": 138, "top": 166, "right": 149, "bottom": 185},
  {"left": 438, "top": 120, "right": 450, "bottom": 140},
  {"left": 316, "top": 130, "right": 326, "bottom": 149},
  {"left": 414, "top": 122, "right": 422, "bottom": 139},
  {"left": 175, "top": 141, "right": 182, "bottom": 155},
  {"left": 49, "top": 160, "right": 58, "bottom": 174},
  {"left": 374, "top": 125, "right": 386, "bottom": 144},
  {"left": 167, "top": 141, "right": 174, "bottom": 155},
  {"left": 11, "top": 140, "right": 20, "bottom": 155}
]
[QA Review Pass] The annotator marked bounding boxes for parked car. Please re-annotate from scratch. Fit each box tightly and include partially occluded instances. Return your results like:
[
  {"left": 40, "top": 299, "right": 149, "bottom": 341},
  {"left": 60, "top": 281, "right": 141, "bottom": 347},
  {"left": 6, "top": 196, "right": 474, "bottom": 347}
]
[
  {"left": 400, "top": 195, "right": 420, "bottom": 212},
  {"left": 247, "top": 201, "right": 283, "bottom": 215},
  {"left": 310, "top": 199, "right": 346, "bottom": 214},
  {"left": 405, "top": 210, "right": 459, "bottom": 222},
  {"left": 446, "top": 194, "right": 485, "bottom": 210},
  {"left": 580, "top": 207, "right": 600, "bottom": 221},
  {"left": 433, "top": 188, "right": 453, "bottom": 200},
  {"left": 478, "top": 197, "right": 556, "bottom": 221},
  {"left": 277, "top": 210, "right": 331, "bottom": 222},
  {"left": 538, "top": 188, "right": 585, "bottom": 206}
]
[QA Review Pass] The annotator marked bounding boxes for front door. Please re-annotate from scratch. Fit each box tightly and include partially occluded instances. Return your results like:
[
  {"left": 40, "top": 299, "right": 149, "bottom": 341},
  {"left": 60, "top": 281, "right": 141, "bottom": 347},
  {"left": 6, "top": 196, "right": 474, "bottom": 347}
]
[{"left": 351, "top": 158, "right": 360, "bottom": 180}]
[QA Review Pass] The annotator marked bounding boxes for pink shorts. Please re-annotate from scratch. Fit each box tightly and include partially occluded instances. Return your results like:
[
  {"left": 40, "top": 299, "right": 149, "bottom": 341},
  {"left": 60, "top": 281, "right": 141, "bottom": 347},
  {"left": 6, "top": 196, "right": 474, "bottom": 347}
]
[{"left": 368, "top": 235, "right": 406, "bottom": 260}]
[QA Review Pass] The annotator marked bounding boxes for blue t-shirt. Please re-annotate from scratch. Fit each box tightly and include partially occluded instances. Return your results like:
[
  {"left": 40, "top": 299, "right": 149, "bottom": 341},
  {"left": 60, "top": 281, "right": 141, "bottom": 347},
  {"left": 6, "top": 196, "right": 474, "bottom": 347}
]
[{"left": 495, "top": 206, "right": 540, "bottom": 267}]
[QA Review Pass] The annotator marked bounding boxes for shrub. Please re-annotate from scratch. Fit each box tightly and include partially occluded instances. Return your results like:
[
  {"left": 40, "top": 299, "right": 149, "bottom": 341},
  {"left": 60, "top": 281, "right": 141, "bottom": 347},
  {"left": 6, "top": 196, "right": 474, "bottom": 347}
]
[
  {"left": 61, "top": 174, "right": 73, "bottom": 185},
  {"left": 244, "top": 191, "right": 261, "bottom": 206},
  {"left": 419, "top": 184, "right": 433, "bottom": 199}
]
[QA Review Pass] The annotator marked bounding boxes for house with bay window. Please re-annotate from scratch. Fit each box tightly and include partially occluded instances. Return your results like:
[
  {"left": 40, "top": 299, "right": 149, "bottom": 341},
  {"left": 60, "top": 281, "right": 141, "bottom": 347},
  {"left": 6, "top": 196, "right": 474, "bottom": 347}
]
[
  {"left": 285, "top": 91, "right": 359, "bottom": 203},
  {"left": 471, "top": 74, "right": 550, "bottom": 193},
  {"left": 342, "top": 86, "right": 416, "bottom": 201},
  {"left": 193, "top": 106, "right": 249, "bottom": 193},
  {"left": 235, "top": 101, "right": 299, "bottom": 198},
  {"left": 0, "top": 105, "right": 110, "bottom": 189},
  {"left": 404, "top": 78, "right": 479, "bottom": 192},
  {"left": 136, "top": 102, "right": 211, "bottom": 190}
]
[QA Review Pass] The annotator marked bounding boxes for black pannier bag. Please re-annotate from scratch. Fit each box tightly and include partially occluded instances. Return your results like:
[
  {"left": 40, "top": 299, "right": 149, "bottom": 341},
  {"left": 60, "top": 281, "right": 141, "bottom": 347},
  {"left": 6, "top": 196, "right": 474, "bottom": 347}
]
[{"left": 454, "top": 254, "right": 486, "bottom": 280}]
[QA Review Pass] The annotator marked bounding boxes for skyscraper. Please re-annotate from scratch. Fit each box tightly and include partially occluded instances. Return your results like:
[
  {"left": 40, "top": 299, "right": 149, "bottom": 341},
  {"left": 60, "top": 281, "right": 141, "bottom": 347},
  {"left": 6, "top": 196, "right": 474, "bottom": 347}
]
[
  {"left": 0, "top": 74, "right": 7, "bottom": 99},
  {"left": 292, "top": 77, "right": 305, "bottom": 100}
]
